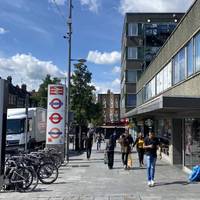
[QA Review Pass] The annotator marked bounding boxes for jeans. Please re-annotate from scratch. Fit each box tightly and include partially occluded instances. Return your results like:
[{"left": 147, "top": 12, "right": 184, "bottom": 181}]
[
  {"left": 122, "top": 152, "right": 129, "bottom": 166},
  {"left": 146, "top": 155, "right": 157, "bottom": 181}
]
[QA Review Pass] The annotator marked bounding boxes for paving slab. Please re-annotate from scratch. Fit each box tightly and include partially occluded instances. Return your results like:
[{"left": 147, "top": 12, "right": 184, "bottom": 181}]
[{"left": 0, "top": 143, "right": 199, "bottom": 200}]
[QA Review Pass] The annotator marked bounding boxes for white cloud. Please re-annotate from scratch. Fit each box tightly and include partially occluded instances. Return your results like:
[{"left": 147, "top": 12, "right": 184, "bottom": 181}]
[
  {"left": 80, "top": 0, "right": 100, "bottom": 13},
  {"left": 119, "top": 0, "right": 194, "bottom": 14},
  {"left": 93, "top": 78, "right": 120, "bottom": 94},
  {"left": 0, "top": 27, "right": 8, "bottom": 34},
  {"left": 0, "top": 54, "right": 65, "bottom": 91},
  {"left": 48, "top": 0, "right": 66, "bottom": 6},
  {"left": 87, "top": 50, "right": 121, "bottom": 65},
  {"left": 112, "top": 66, "right": 121, "bottom": 73}
]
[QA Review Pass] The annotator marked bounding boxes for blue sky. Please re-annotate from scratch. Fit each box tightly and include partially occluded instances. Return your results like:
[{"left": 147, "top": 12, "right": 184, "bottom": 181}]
[{"left": 0, "top": 0, "right": 194, "bottom": 93}]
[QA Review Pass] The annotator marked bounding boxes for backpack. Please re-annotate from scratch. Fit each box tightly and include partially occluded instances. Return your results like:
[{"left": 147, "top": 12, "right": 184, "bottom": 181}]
[{"left": 188, "top": 165, "right": 200, "bottom": 182}]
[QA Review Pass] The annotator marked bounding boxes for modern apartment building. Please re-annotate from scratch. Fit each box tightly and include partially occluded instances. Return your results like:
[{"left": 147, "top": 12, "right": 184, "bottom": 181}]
[
  {"left": 98, "top": 90, "right": 120, "bottom": 124},
  {"left": 120, "top": 13, "right": 184, "bottom": 118},
  {"left": 125, "top": 0, "right": 200, "bottom": 171}
]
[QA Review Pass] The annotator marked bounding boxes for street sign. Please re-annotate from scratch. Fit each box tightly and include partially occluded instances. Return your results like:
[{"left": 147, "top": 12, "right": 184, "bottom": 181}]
[
  {"left": 50, "top": 86, "right": 64, "bottom": 95},
  {"left": 46, "top": 84, "right": 66, "bottom": 145},
  {"left": 49, "top": 113, "right": 63, "bottom": 124},
  {"left": 48, "top": 128, "right": 62, "bottom": 139},
  {"left": 49, "top": 98, "right": 63, "bottom": 109}
]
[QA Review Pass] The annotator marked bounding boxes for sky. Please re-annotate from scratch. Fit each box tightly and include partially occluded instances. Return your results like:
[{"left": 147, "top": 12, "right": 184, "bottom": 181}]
[{"left": 0, "top": 0, "right": 194, "bottom": 93}]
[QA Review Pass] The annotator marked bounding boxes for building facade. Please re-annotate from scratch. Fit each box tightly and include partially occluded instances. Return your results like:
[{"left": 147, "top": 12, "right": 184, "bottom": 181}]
[
  {"left": 98, "top": 90, "right": 120, "bottom": 124},
  {"left": 120, "top": 13, "right": 184, "bottom": 118},
  {"left": 4, "top": 76, "right": 33, "bottom": 108},
  {"left": 125, "top": 0, "right": 200, "bottom": 171}
]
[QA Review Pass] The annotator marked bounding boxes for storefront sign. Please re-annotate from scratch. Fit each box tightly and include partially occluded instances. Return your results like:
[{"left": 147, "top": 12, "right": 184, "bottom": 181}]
[
  {"left": 145, "top": 119, "right": 153, "bottom": 127},
  {"left": 46, "top": 84, "right": 66, "bottom": 145}
]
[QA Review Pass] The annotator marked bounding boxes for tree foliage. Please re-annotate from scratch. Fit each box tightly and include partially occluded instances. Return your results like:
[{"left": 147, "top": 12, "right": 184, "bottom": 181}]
[
  {"left": 71, "top": 64, "right": 103, "bottom": 126},
  {"left": 31, "top": 74, "right": 60, "bottom": 108}
]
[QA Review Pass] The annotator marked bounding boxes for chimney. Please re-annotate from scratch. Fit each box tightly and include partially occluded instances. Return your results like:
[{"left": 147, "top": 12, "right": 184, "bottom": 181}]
[
  {"left": 21, "top": 84, "right": 27, "bottom": 91},
  {"left": 7, "top": 76, "right": 12, "bottom": 84}
]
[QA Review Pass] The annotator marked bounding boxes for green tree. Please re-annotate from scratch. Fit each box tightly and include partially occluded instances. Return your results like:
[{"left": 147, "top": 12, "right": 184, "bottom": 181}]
[
  {"left": 31, "top": 74, "right": 60, "bottom": 108},
  {"left": 87, "top": 103, "right": 104, "bottom": 126},
  {"left": 71, "top": 63, "right": 96, "bottom": 126}
]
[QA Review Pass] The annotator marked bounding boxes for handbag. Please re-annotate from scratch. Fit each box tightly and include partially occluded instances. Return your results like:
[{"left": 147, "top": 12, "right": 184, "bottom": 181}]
[{"left": 127, "top": 153, "right": 133, "bottom": 168}]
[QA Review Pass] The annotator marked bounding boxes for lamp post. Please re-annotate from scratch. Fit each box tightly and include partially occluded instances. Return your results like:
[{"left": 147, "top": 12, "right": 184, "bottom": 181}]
[{"left": 66, "top": 0, "right": 87, "bottom": 161}]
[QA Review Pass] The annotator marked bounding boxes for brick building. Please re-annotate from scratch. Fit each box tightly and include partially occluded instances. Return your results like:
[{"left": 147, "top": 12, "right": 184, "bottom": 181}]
[{"left": 98, "top": 90, "right": 120, "bottom": 124}]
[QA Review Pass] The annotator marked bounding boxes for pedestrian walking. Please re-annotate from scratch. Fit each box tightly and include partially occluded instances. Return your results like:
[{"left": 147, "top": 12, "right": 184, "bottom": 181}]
[
  {"left": 96, "top": 133, "right": 102, "bottom": 151},
  {"left": 144, "top": 131, "right": 162, "bottom": 187},
  {"left": 119, "top": 130, "right": 134, "bottom": 169},
  {"left": 105, "top": 133, "right": 116, "bottom": 169},
  {"left": 85, "top": 132, "right": 93, "bottom": 160},
  {"left": 133, "top": 132, "right": 145, "bottom": 167}
]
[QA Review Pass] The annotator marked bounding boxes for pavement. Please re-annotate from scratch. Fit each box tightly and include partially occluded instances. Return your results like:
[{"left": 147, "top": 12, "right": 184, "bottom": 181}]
[{"left": 0, "top": 143, "right": 200, "bottom": 200}]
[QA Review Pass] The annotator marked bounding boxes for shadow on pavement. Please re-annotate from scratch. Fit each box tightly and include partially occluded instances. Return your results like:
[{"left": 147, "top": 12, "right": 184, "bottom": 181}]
[
  {"left": 29, "top": 188, "right": 53, "bottom": 193},
  {"left": 155, "top": 181, "right": 190, "bottom": 186},
  {"left": 50, "top": 181, "right": 68, "bottom": 185}
]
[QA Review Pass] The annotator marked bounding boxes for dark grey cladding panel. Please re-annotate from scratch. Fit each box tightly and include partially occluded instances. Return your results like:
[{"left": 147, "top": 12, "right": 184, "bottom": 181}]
[
  {"left": 125, "top": 96, "right": 200, "bottom": 118},
  {"left": 163, "top": 96, "right": 200, "bottom": 109}
]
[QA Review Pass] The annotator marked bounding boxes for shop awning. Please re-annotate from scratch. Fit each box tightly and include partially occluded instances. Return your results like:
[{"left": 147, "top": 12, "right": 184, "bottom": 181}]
[{"left": 124, "top": 95, "right": 200, "bottom": 118}]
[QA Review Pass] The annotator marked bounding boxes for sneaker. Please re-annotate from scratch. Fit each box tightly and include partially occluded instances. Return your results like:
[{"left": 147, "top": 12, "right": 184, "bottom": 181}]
[
  {"left": 151, "top": 180, "right": 155, "bottom": 187},
  {"left": 148, "top": 181, "right": 151, "bottom": 187},
  {"left": 124, "top": 165, "right": 127, "bottom": 169}
]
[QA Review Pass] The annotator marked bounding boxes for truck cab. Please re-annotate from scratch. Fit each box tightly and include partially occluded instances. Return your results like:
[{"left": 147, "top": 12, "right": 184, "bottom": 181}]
[{"left": 6, "top": 108, "right": 47, "bottom": 150}]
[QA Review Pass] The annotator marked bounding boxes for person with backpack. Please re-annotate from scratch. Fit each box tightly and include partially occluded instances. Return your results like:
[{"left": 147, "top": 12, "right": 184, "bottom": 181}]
[
  {"left": 133, "top": 132, "right": 145, "bottom": 167},
  {"left": 85, "top": 132, "right": 93, "bottom": 160}
]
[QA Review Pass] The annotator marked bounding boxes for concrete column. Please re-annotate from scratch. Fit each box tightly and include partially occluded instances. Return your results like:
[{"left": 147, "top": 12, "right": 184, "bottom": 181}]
[{"left": 171, "top": 119, "right": 183, "bottom": 165}]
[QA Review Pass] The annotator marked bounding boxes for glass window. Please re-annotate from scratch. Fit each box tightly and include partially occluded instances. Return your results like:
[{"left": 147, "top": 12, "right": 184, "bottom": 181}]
[
  {"left": 156, "top": 69, "right": 164, "bottom": 94},
  {"left": 137, "top": 89, "right": 143, "bottom": 106},
  {"left": 184, "top": 118, "right": 200, "bottom": 169},
  {"left": 195, "top": 33, "right": 200, "bottom": 72},
  {"left": 127, "top": 47, "right": 137, "bottom": 59},
  {"left": 126, "top": 94, "right": 136, "bottom": 107},
  {"left": 187, "top": 39, "right": 194, "bottom": 76},
  {"left": 163, "top": 62, "right": 172, "bottom": 90},
  {"left": 155, "top": 119, "right": 172, "bottom": 156},
  {"left": 128, "top": 23, "right": 138, "bottom": 36},
  {"left": 7, "top": 119, "right": 25, "bottom": 135},
  {"left": 126, "top": 70, "right": 137, "bottom": 83},
  {"left": 145, "top": 78, "right": 155, "bottom": 100},
  {"left": 173, "top": 47, "right": 186, "bottom": 84}
]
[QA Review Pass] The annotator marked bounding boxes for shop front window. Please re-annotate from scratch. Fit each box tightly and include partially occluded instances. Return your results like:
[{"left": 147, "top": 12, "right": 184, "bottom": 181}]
[
  {"left": 184, "top": 118, "right": 200, "bottom": 169},
  {"left": 156, "top": 119, "right": 172, "bottom": 156}
]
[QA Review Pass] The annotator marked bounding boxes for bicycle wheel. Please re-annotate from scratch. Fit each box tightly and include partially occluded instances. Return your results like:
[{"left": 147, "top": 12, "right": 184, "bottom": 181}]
[
  {"left": 11, "top": 167, "right": 33, "bottom": 192},
  {"left": 37, "top": 163, "right": 58, "bottom": 184},
  {"left": 25, "top": 167, "right": 39, "bottom": 192},
  {"left": 51, "top": 154, "right": 62, "bottom": 168}
]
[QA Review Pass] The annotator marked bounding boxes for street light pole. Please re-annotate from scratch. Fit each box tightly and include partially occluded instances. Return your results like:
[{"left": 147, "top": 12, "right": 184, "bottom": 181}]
[{"left": 66, "top": 0, "right": 72, "bottom": 162}]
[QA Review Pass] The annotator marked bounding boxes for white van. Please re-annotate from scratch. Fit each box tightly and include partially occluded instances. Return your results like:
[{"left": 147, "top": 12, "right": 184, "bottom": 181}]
[{"left": 6, "top": 108, "right": 47, "bottom": 149}]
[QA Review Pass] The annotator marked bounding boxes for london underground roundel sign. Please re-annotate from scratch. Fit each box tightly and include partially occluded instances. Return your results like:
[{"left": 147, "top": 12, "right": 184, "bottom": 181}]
[
  {"left": 49, "top": 98, "right": 63, "bottom": 109},
  {"left": 48, "top": 128, "right": 62, "bottom": 139},
  {"left": 49, "top": 113, "right": 63, "bottom": 124}
]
